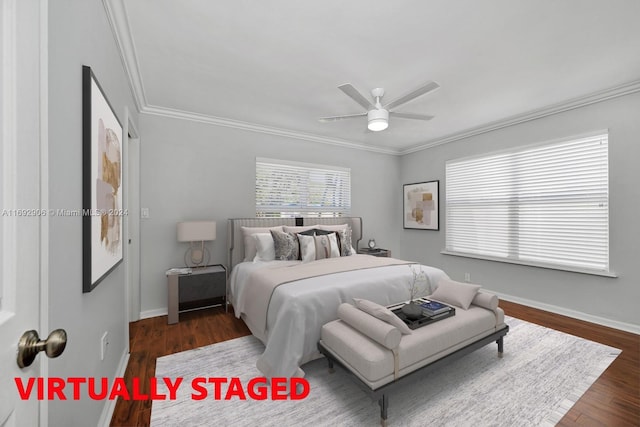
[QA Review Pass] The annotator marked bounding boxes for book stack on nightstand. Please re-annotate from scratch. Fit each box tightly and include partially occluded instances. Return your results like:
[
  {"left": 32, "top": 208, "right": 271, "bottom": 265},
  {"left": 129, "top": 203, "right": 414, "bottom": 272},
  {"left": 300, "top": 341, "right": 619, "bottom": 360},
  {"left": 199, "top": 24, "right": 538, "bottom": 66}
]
[{"left": 357, "top": 248, "right": 391, "bottom": 257}]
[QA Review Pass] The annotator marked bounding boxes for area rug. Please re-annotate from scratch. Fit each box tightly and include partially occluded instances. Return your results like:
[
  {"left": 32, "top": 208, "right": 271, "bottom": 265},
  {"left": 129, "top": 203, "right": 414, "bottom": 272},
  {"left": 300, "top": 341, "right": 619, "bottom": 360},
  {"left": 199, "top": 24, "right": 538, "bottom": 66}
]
[{"left": 150, "top": 317, "right": 620, "bottom": 426}]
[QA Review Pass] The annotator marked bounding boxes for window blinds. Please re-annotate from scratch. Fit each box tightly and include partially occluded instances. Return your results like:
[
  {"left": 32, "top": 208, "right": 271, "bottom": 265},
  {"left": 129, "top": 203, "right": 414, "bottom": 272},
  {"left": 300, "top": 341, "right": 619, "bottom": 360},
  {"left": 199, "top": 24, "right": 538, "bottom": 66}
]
[
  {"left": 256, "top": 158, "right": 351, "bottom": 217},
  {"left": 445, "top": 133, "right": 609, "bottom": 273}
]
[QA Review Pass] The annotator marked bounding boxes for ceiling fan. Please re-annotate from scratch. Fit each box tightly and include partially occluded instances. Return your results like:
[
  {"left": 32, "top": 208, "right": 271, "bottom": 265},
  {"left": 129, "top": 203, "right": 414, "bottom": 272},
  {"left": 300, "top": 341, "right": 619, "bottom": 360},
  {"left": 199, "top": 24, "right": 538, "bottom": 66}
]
[{"left": 319, "top": 81, "right": 440, "bottom": 132}]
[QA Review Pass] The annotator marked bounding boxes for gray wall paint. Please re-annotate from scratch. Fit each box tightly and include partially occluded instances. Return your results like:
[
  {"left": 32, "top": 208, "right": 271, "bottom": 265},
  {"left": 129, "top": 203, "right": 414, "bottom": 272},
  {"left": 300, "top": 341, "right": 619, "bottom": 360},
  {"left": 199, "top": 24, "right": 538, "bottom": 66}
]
[
  {"left": 139, "top": 93, "right": 640, "bottom": 331},
  {"left": 48, "top": 0, "right": 138, "bottom": 425},
  {"left": 138, "top": 114, "right": 401, "bottom": 313},
  {"left": 398, "top": 92, "right": 640, "bottom": 328}
]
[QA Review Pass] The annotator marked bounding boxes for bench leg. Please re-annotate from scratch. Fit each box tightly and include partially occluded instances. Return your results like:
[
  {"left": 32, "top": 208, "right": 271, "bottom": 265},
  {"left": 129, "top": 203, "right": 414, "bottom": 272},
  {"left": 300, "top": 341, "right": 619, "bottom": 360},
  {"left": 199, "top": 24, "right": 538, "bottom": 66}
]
[
  {"left": 497, "top": 337, "right": 504, "bottom": 358},
  {"left": 327, "top": 357, "right": 335, "bottom": 373},
  {"left": 379, "top": 394, "right": 388, "bottom": 426}
]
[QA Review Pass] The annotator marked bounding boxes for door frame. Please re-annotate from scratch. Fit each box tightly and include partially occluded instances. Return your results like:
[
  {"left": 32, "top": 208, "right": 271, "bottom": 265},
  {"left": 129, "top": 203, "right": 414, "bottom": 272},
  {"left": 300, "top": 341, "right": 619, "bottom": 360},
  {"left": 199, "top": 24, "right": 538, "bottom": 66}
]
[
  {"left": 38, "top": 0, "right": 50, "bottom": 425},
  {"left": 124, "top": 109, "right": 140, "bottom": 330}
]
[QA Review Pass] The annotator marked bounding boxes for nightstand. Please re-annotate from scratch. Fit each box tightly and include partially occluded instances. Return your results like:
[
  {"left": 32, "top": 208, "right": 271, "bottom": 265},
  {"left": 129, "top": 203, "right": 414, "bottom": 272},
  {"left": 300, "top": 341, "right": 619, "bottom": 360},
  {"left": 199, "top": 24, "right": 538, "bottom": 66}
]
[
  {"left": 357, "top": 248, "right": 392, "bottom": 257},
  {"left": 167, "top": 264, "right": 226, "bottom": 324}
]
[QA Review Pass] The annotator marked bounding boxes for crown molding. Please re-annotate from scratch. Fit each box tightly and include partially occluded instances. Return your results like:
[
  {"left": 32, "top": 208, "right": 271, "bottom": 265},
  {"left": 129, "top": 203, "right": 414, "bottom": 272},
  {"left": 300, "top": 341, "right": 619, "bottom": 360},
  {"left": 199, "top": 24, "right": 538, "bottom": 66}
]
[
  {"left": 141, "top": 105, "right": 400, "bottom": 155},
  {"left": 401, "top": 79, "right": 640, "bottom": 155},
  {"left": 103, "top": 0, "right": 397, "bottom": 155},
  {"left": 144, "top": 79, "right": 640, "bottom": 157},
  {"left": 102, "top": 0, "right": 146, "bottom": 112}
]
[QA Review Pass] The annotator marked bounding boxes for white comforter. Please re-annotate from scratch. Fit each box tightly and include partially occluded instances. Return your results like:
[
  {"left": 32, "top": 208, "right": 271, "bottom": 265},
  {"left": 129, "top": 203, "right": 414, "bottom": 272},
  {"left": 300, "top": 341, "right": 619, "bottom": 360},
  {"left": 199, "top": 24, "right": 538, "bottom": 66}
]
[{"left": 229, "top": 258, "right": 449, "bottom": 378}]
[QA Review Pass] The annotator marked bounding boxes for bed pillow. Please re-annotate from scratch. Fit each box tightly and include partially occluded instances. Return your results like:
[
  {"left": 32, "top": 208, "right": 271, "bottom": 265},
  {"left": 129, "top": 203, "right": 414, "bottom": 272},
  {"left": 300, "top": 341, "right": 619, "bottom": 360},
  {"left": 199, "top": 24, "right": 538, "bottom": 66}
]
[
  {"left": 313, "top": 233, "right": 341, "bottom": 260},
  {"left": 298, "top": 229, "right": 342, "bottom": 254},
  {"left": 283, "top": 225, "right": 316, "bottom": 234},
  {"left": 429, "top": 278, "right": 481, "bottom": 310},
  {"left": 297, "top": 228, "right": 319, "bottom": 236},
  {"left": 352, "top": 298, "right": 412, "bottom": 335},
  {"left": 297, "top": 234, "right": 316, "bottom": 263},
  {"left": 270, "top": 229, "right": 299, "bottom": 261},
  {"left": 241, "top": 226, "right": 284, "bottom": 261},
  {"left": 253, "top": 233, "right": 276, "bottom": 262},
  {"left": 317, "top": 224, "right": 355, "bottom": 256},
  {"left": 298, "top": 232, "right": 341, "bottom": 261}
]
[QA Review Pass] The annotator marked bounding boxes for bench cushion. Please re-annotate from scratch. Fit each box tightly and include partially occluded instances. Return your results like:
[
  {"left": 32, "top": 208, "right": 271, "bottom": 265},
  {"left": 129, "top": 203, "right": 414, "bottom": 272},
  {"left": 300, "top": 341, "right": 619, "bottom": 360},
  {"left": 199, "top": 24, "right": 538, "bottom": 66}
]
[{"left": 322, "top": 320, "right": 395, "bottom": 382}]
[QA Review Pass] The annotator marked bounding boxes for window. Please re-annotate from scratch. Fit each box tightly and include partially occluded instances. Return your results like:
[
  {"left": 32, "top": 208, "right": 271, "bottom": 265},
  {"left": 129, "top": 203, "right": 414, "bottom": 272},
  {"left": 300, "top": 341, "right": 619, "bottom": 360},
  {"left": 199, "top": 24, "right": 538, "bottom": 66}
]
[
  {"left": 445, "top": 132, "right": 610, "bottom": 275},
  {"left": 256, "top": 157, "right": 351, "bottom": 217}
]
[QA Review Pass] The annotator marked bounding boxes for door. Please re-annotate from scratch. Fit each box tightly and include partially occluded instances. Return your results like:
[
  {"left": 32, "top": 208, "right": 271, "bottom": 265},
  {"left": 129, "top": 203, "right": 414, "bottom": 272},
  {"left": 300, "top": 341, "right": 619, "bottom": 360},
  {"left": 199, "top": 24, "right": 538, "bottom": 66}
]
[{"left": 0, "top": 0, "right": 47, "bottom": 425}]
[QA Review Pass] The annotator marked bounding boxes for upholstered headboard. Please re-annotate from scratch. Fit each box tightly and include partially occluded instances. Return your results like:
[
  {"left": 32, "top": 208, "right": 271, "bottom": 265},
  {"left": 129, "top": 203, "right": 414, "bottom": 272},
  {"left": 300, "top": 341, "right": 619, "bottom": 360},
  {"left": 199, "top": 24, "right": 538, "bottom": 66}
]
[{"left": 227, "top": 217, "right": 363, "bottom": 270}]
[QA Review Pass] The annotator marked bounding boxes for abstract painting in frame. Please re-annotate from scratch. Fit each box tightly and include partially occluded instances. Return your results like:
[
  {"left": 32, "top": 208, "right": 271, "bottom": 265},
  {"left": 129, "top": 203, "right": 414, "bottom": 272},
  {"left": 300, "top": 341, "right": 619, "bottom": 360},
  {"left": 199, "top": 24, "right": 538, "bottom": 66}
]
[
  {"left": 82, "top": 65, "right": 123, "bottom": 292},
  {"left": 403, "top": 180, "right": 439, "bottom": 230}
]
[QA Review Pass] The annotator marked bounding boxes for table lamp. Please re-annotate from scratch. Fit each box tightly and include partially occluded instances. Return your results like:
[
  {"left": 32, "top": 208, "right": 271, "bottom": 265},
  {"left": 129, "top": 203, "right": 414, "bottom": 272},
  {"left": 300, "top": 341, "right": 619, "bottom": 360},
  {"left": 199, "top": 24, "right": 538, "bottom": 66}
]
[{"left": 177, "top": 221, "right": 216, "bottom": 267}]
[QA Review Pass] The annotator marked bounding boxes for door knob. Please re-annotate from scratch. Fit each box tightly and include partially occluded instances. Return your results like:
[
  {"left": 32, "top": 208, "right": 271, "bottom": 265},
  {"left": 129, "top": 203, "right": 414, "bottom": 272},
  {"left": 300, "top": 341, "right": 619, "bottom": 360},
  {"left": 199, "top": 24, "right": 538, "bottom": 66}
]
[{"left": 17, "top": 329, "right": 67, "bottom": 368}]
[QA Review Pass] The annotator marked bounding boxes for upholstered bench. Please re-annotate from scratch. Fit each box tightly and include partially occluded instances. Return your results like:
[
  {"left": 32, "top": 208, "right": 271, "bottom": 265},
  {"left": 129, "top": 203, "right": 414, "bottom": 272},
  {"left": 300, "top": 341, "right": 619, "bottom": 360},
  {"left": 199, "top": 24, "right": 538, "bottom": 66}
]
[{"left": 318, "top": 280, "right": 509, "bottom": 426}]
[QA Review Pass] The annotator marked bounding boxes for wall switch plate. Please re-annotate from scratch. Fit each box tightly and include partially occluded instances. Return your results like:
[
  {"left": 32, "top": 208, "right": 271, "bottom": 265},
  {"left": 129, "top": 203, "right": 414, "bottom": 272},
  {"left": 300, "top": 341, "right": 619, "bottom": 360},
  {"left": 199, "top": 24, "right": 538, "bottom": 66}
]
[
  {"left": 464, "top": 273, "right": 471, "bottom": 282},
  {"left": 100, "top": 331, "right": 109, "bottom": 361},
  {"left": 141, "top": 208, "right": 150, "bottom": 219}
]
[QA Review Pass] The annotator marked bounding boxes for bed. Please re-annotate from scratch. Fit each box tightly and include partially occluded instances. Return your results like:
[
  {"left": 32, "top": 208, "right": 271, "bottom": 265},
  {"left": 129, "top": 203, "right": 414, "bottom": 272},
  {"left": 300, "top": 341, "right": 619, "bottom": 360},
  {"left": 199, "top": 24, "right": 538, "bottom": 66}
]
[{"left": 227, "top": 217, "right": 450, "bottom": 378}]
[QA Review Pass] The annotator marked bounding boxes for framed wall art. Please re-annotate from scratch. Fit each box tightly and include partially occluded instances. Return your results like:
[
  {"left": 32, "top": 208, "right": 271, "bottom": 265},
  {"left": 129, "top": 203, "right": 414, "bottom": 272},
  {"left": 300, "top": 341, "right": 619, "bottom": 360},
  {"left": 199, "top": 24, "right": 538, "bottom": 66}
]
[
  {"left": 82, "top": 65, "right": 123, "bottom": 292},
  {"left": 403, "top": 180, "right": 439, "bottom": 230}
]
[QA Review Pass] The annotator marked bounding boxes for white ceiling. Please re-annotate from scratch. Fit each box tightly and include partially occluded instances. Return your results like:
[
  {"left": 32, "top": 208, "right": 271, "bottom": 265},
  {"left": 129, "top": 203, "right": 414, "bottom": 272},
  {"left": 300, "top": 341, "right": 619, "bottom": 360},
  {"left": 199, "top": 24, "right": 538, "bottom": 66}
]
[{"left": 109, "top": 0, "right": 640, "bottom": 154}]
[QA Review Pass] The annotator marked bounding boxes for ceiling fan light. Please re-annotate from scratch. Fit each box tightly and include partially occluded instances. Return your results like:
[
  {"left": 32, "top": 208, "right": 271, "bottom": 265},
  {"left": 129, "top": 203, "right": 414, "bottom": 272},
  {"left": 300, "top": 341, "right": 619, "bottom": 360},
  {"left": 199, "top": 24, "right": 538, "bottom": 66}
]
[
  {"left": 368, "top": 119, "right": 388, "bottom": 132},
  {"left": 367, "top": 109, "right": 389, "bottom": 131}
]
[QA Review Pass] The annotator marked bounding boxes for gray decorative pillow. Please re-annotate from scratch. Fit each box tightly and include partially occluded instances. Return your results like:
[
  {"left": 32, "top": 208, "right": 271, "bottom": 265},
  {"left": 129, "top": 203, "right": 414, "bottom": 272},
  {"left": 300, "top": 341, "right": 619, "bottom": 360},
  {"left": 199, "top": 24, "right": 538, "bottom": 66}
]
[
  {"left": 337, "top": 227, "right": 355, "bottom": 256},
  {"left": 270, "top": 229, "right": 299, "bottom": 261}
]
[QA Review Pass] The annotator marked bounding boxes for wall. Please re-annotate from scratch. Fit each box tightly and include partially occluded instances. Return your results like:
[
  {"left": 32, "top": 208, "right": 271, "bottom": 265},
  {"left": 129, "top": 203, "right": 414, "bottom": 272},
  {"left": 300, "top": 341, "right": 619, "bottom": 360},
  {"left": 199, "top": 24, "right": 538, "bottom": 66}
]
[
  {"left": 138, "top": 114, "right": 401, "bottom": 315},
  {"left": 399, "top": 92, "right": 640, "bottom": 330},
  {"left": 47, "top": 0, "right": 139, "bottom": 425}
]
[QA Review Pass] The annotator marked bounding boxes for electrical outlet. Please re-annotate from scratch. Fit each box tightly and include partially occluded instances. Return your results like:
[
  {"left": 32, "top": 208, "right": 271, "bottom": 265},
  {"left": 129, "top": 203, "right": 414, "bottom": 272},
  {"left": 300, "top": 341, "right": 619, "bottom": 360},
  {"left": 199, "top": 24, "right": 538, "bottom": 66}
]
[
  {"left": 464, "top": 273, "right": 471, "bottom": 282},
  {"left": 101, "top": 331, "right": 109, "bottom": 361}
]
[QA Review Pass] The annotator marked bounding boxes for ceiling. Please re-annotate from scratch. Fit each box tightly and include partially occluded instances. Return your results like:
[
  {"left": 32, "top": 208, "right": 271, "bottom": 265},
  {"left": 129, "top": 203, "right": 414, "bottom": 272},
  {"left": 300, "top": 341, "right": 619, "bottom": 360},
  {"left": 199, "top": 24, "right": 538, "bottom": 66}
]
[{"left": 108, "top": 0, "right": 640, "bottom": 154}]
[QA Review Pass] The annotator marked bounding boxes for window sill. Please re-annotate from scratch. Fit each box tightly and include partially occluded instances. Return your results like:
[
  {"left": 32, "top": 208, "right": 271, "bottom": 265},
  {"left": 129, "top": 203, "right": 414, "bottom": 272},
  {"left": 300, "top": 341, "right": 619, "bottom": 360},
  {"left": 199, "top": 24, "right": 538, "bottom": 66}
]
[{"left": 440, "top": 250, "right": 618, "bottom": 278}]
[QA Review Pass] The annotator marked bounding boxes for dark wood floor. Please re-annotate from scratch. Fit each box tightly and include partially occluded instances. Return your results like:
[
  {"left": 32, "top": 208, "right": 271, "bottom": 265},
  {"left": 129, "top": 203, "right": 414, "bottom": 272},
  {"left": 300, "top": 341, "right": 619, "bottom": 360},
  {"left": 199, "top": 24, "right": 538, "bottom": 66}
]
[{"left": 110, "top": 302, "right": 639, "bottom": 427}]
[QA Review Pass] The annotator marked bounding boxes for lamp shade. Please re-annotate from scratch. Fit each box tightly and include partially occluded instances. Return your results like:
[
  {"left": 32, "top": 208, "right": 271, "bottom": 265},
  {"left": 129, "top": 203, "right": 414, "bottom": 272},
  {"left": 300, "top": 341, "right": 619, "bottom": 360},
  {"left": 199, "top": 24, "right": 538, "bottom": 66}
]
[{"left": 177, "top": 221, "right": 216, "bottom": 242}]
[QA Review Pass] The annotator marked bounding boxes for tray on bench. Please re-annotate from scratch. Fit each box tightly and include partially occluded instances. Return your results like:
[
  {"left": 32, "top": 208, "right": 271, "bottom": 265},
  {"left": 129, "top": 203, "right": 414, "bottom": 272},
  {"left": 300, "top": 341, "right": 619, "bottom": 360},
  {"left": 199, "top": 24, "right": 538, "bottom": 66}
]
[
  {"left": 391, "top": 306, "right": 455, "bottom": 329},
  {"left": 387, "top": 298, "right": 455, "bottom": 330}
]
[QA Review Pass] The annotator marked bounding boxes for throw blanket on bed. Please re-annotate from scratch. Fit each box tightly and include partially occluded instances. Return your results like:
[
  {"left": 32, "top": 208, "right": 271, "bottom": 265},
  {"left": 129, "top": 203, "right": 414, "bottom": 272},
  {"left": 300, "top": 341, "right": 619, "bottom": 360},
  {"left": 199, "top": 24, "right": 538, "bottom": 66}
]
[{"left": 244, "top": 255, "right": 414, "bottom": 338}]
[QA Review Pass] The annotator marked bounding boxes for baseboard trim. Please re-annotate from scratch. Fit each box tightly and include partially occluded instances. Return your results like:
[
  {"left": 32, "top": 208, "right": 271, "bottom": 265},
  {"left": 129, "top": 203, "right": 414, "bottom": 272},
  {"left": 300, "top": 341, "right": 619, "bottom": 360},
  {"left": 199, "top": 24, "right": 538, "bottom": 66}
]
[
  {"left": 492, "top": 291, "right": 640, "bottom": 335},
  {"left": 140, "top": 308, "right": 167, "bottom": 320},
  {"left": 98, "top": 349, "right": 130, "bottom": 427}
]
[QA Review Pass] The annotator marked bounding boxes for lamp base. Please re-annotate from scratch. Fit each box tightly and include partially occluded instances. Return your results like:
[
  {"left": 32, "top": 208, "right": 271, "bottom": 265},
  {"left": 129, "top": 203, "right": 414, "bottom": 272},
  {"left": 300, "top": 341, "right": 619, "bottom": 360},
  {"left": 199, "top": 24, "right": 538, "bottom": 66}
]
[{"left": 184, "top": 246, "right": 210, "bottom": 268}]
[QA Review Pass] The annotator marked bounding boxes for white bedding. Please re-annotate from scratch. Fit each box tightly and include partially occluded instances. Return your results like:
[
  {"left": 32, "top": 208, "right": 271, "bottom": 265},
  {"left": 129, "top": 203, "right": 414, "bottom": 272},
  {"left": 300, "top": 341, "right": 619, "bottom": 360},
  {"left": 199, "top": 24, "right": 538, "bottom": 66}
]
[{"left": 229, "top": 258, "right": 449, "bottom": 378}]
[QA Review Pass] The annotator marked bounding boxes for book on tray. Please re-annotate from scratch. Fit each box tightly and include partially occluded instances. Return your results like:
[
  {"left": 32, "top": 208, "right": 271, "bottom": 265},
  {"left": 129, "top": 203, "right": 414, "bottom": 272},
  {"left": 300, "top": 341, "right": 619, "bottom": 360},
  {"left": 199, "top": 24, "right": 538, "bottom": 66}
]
[{"left": 420, "top": 300, "right": 451, "bottom": 316}]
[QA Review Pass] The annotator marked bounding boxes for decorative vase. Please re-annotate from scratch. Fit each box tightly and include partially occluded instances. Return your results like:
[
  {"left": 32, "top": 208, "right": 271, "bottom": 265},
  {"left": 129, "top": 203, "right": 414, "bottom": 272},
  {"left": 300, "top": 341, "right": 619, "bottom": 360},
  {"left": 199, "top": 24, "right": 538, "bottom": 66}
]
[{"left": 401, "top": 301, "right": 423, "bottom": 320}]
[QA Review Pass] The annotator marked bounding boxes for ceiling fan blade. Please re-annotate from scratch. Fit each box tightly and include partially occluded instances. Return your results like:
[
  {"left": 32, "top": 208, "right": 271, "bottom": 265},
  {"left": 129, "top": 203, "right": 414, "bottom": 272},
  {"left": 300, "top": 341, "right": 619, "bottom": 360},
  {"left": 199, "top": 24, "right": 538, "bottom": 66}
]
[
  {"left": 318, "top": 112, "right": 367, "bottom": 122},
  {"left": 390, "top": 112, "right": 434, "bottom": 121},
  {"left": 383, "top": 81, "right": 440, "bottom": 110},
  {"left": 338, "top": 84, "right": 375, "bottom": 110}
]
